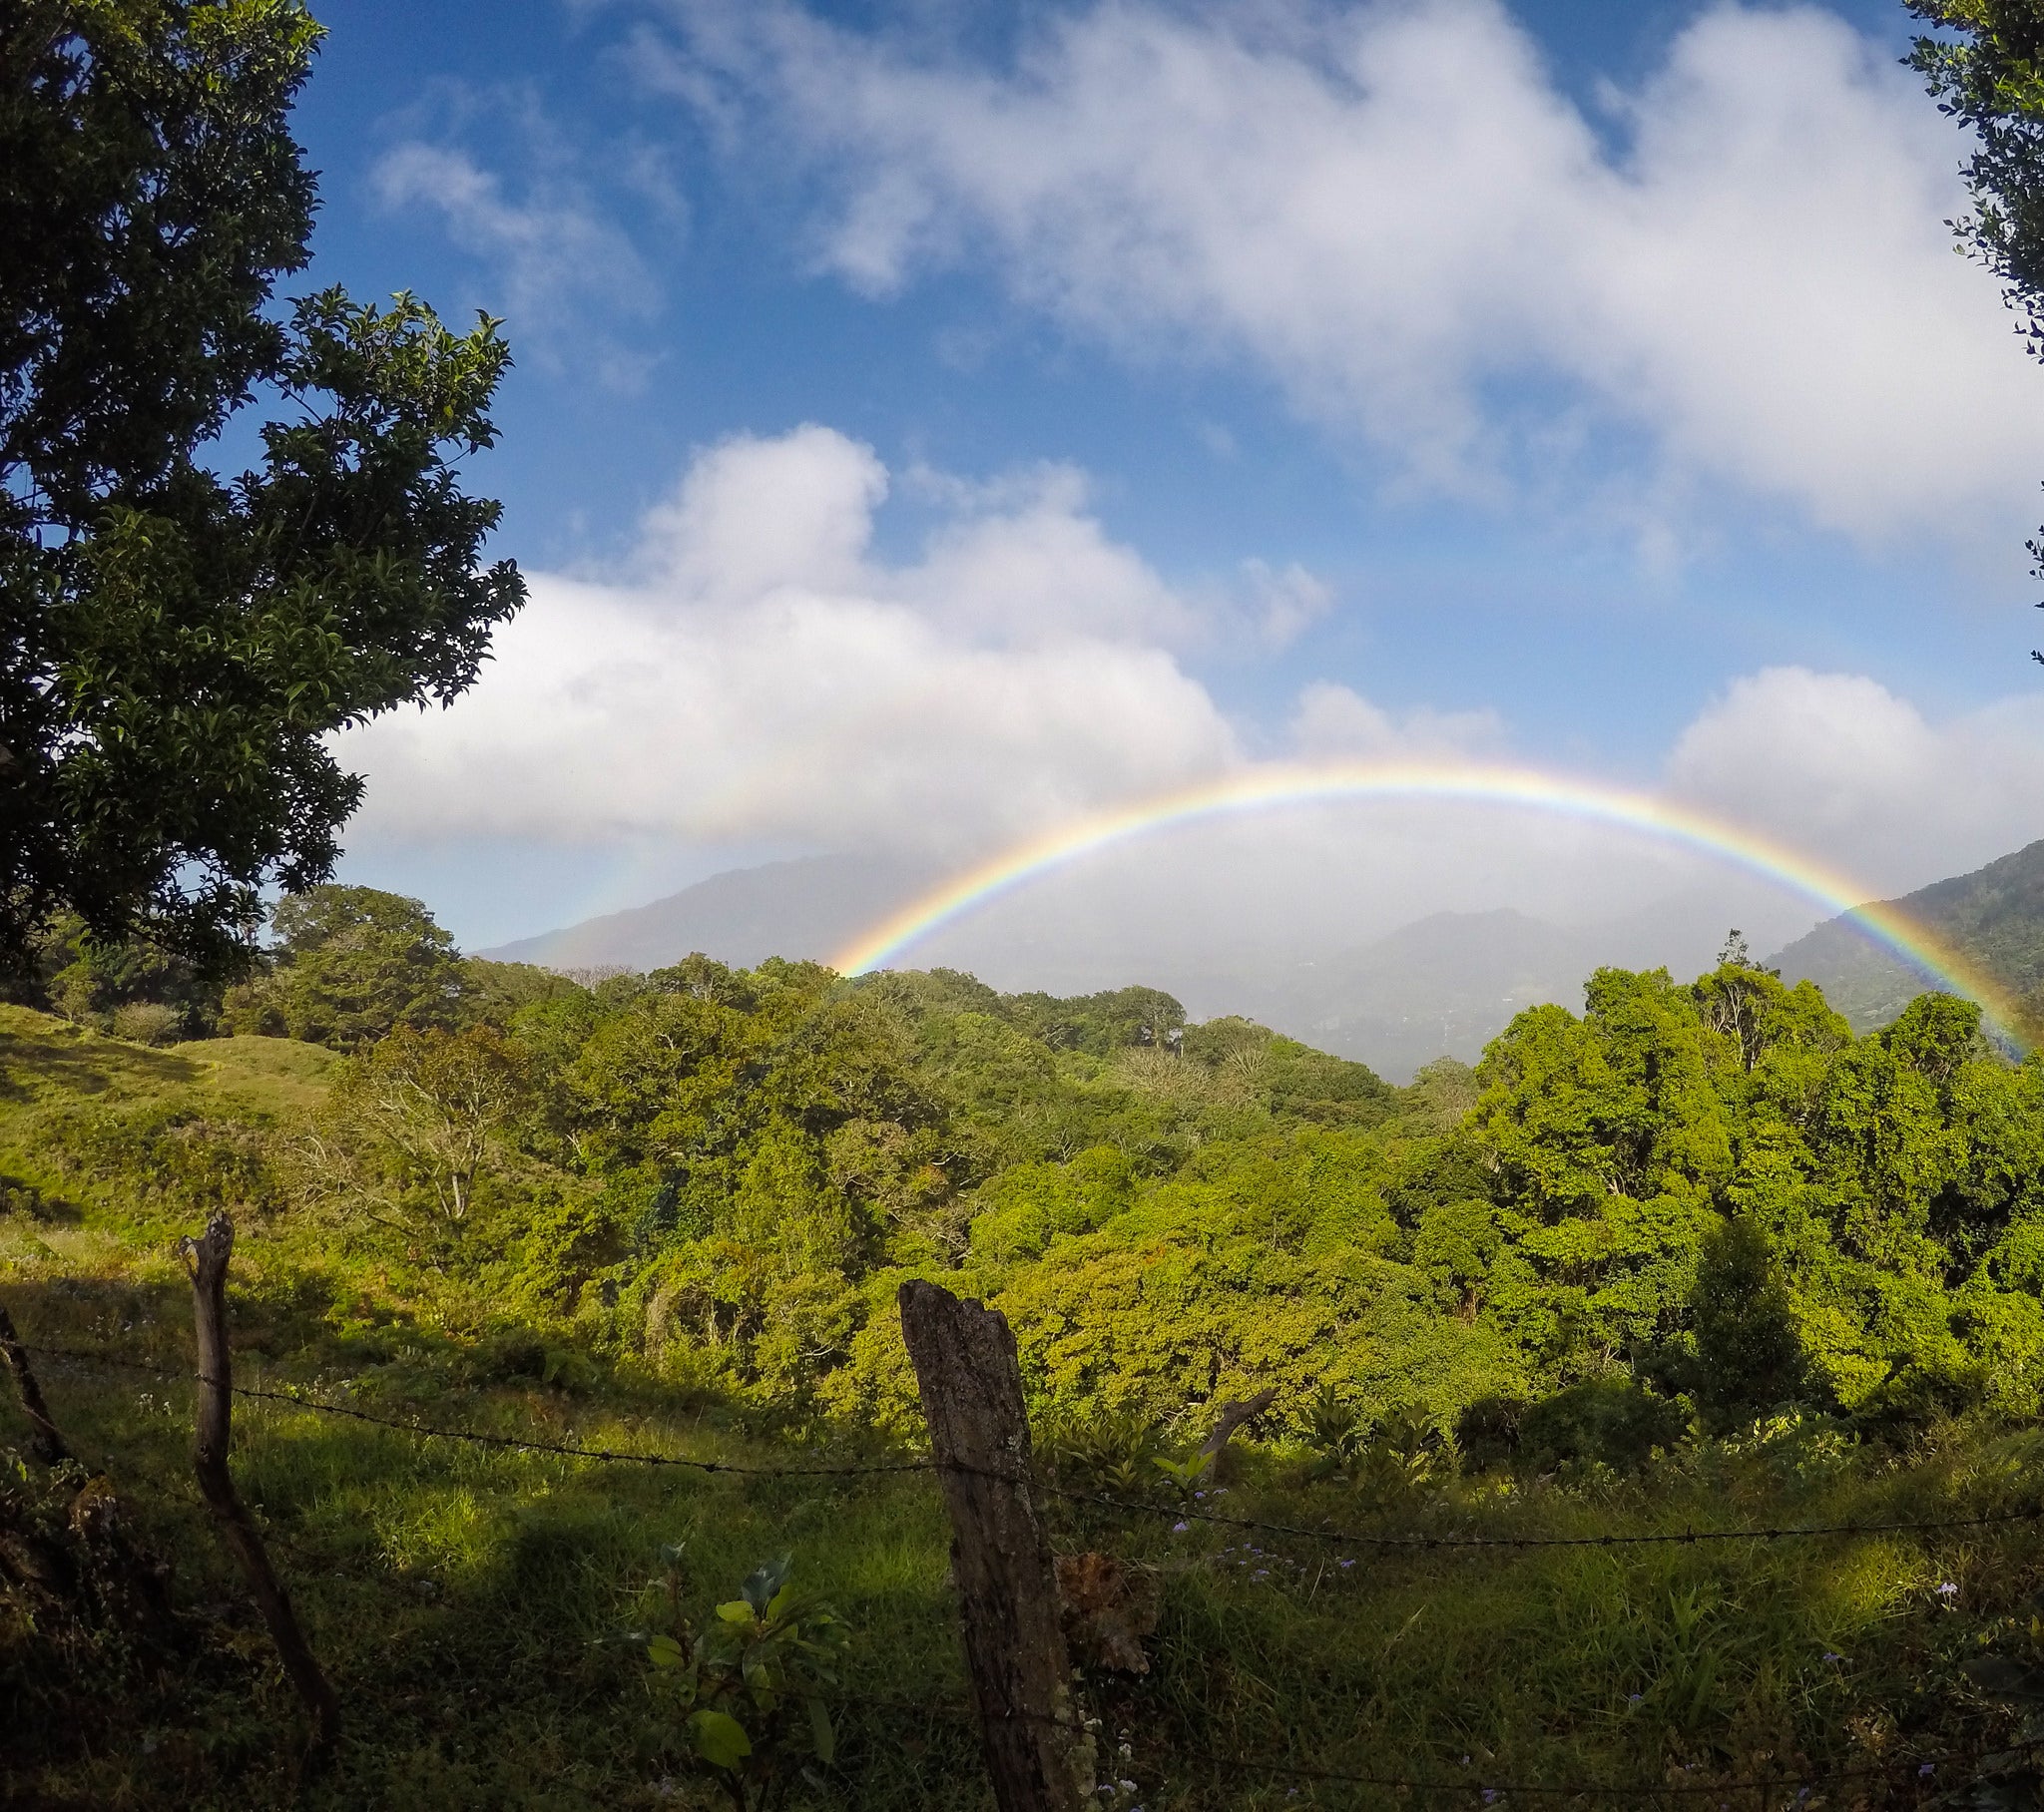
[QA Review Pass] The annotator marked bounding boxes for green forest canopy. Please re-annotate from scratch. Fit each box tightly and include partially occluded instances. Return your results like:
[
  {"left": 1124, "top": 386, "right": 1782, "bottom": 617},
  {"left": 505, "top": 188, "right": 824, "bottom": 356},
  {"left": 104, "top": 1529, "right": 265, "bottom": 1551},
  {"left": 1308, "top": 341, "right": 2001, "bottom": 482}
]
[{"left": 14, "top": 884, "right": 2044, "bottom": 1470}]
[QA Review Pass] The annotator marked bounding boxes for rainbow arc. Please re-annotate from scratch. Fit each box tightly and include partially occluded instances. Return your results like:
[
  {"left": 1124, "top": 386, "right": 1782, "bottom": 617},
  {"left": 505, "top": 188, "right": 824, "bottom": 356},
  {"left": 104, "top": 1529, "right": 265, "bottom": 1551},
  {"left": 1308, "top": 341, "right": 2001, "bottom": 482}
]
[{"left": 829, "top": 760, "right": 2022, "bottom": 1043}]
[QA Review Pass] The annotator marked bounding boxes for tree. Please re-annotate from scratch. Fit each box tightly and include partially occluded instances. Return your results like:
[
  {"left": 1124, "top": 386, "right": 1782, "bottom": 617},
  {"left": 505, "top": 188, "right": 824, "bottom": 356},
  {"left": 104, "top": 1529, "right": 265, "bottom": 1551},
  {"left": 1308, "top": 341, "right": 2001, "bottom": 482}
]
[
  {"left": 0, "top": 2, "right": 524, "bottom": 977},
  {"left": 301, "top": 1022, "right": 531, "bottom": 1239},
  {"left": 32, "top": 910, "right": 220, "bottom": 1036},
  {"left": 1689, "top": 1217, "right": 1807, "bottom": 1430},
  {"left": 226, "top": 883, "right": 469, "bottom": 1046},
  {"left": 1909, "top": 4, "right": 2044, "bottom": 655}
]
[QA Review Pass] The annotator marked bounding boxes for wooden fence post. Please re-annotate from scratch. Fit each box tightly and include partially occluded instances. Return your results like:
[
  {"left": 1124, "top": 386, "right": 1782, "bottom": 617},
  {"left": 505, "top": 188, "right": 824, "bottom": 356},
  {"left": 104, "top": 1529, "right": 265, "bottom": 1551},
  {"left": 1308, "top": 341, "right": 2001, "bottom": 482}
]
[
  {"left": 180, "top": 1214, "right": 340, "bottom": 1758},
  {"left": 0, "top": 1298, "right": 72, "bottom": 1465},
  {"left": 898, "top": 1280, "right": 1090, "bottom": 1812}
]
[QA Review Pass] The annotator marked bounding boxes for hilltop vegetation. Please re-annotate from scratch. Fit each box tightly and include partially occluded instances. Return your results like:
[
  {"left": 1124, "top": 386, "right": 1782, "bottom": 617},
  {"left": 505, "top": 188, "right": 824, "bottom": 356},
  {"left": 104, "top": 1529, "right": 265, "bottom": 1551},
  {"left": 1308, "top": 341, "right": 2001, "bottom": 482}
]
[{"left": 11, "top": 890, "right": 2044, "bottom": 1805}]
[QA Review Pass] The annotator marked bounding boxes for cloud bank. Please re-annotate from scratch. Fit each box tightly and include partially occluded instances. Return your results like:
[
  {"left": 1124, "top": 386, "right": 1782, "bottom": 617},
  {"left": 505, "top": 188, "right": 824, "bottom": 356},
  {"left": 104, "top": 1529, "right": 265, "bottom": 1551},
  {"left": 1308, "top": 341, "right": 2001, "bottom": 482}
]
[
  {"left": 342, "top": 424, "right": 2044, "bottom": 943},
  {"left": 342, "top": 426, "right": 1289, "bottom": 855},
  {"left": 1668, "top": 667, "right": 2044, "bottom": 895},
  {"left": 651, "top": 0, "right": 2044, "bottom": 541}
]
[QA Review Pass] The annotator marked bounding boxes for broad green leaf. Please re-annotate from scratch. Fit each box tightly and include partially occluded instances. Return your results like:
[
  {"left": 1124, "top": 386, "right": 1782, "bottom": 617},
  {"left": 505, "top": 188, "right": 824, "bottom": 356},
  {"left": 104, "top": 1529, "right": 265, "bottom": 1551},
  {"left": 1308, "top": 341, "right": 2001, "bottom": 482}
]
[
  {"left": 807, "top": 1696, "right": 835, "bottom": 1765},
  {"left": 716, "top": 1600, "right": 757, "bottom": 1626},
  {"left": 690, "top": 1708, "right": 753, "bottom": 1770},
  {"left": 646, "top": 1633, "right": 686, "bottom": 1669}
]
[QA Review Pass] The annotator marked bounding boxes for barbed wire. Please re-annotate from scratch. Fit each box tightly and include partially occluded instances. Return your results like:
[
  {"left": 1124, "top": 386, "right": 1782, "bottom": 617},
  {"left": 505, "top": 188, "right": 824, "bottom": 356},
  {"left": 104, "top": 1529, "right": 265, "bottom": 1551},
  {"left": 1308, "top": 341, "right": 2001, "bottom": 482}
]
[
  {"left": 16, "top": 1341, "right": 936, "bottom": 1478},
  {"left": 15, "top": 1339, "right": 2041, "bottom": 1803},
  {"left": 17, "top": 1339, "right": 2044, "bottom": 1552}
]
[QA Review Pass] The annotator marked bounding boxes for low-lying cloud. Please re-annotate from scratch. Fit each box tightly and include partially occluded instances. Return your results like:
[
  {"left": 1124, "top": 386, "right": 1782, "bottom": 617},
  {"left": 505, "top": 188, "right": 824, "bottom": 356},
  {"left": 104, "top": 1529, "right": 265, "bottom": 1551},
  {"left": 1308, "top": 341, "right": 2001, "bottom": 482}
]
[{"left": 341, "top": 427, "right": 2044, "bottom": 952}]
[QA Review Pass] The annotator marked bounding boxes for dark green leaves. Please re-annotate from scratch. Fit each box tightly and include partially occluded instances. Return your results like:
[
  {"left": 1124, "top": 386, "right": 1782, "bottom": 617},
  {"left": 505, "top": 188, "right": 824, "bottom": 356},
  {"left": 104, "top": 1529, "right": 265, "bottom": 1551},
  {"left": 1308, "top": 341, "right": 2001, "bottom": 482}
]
[
  {"left": 0, "top": 3, "right": 523, "bottom": 977},
  {"left": 635, "top": 1551, "right": 848, "bottom": 1811}
]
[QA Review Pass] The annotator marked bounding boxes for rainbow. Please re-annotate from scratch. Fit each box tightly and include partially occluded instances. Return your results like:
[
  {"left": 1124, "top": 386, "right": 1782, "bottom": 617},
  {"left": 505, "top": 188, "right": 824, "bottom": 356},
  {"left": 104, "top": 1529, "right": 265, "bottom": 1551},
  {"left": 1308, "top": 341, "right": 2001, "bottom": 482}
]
[{"left": 831, "top": 760, "right": 2023, "bottom": 1041}]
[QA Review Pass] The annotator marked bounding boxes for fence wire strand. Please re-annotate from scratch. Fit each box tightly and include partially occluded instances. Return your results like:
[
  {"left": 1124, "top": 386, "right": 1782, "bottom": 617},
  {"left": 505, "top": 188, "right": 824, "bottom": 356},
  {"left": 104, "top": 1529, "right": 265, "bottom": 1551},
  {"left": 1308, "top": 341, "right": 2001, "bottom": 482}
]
[
  {"left": 13, "top": 1334, "right": 2044, "bottom": 1804},
  {"left": 19, "top": 1339, "right": 2044, "bottom": 1552},
  {"left": 17, "top": 1340, "right": 935, "bottom": 1478}
]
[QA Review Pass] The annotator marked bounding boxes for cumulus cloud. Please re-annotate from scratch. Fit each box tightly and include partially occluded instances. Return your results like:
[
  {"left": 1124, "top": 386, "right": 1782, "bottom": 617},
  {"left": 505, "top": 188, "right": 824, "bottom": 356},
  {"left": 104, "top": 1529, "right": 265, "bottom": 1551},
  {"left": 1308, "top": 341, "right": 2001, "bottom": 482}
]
[
  {"left": 1667, "top": 667, "right": 2044, "bottom": 894},
  {"left": 652, "top": 0, "right": 2044, "bottom": 539},
  {"left": 339, "top": 426, "right": 1384, "bottom": 855}
]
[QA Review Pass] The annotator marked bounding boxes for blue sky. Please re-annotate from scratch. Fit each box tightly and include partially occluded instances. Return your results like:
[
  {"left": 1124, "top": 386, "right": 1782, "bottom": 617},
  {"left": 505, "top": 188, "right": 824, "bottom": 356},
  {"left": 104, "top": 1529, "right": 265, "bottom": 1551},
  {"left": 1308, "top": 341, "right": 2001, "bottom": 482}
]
[{"left": 303, "top": 0, "right": 2044, "bottom": 956}]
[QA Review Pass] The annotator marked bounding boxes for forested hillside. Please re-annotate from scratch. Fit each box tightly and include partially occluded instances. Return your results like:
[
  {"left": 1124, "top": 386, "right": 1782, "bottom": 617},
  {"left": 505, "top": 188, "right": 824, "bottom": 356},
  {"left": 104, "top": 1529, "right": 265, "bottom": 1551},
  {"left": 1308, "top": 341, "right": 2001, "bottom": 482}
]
[
  {"left": 11, "top": 887, "right": 2044, "bottom": 1806},
  {"left": 17, "top": 885, "right": 2043, "bottom": 1440},
  {"left": 1774, "top": 838, "right": 2044, "bottom": 1039}
]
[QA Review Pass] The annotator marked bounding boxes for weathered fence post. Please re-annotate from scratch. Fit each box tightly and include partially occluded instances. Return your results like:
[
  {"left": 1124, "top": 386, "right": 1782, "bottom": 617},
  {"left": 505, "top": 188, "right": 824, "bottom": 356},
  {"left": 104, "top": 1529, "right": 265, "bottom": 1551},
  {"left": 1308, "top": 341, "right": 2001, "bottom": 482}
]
[
  {"left": 180, "top": 1213, "right": 340, "bottom": 1758},
  {"left": 898, "top": 1281, "right": 1090, "bottom": 1812},
  {"left": 0, "top": 1298, "right": 71, "bottom": 1465}
]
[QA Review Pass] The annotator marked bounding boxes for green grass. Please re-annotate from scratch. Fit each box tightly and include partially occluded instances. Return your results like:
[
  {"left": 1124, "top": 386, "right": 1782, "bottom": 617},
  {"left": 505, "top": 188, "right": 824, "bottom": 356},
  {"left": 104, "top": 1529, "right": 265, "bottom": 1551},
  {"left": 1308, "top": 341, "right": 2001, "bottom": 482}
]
[{"left": 3, "top": 1006, "right": 2041, "bottom": 1809}]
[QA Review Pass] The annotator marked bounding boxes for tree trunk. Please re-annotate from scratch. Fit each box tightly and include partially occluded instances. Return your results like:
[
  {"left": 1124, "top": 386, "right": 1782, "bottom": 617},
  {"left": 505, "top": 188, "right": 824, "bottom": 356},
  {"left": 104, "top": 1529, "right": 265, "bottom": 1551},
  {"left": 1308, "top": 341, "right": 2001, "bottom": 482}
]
[{"left": 1199, "top": 1386, "right": 1277, "bottom": 1477}]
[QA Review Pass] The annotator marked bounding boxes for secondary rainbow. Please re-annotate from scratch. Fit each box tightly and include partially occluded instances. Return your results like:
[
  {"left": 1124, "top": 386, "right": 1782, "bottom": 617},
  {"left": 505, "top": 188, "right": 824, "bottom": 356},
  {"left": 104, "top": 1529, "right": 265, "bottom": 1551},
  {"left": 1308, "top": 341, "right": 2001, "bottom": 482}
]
[{"left": 831, "top": 760, "right": 2020, "bottom": 1039}]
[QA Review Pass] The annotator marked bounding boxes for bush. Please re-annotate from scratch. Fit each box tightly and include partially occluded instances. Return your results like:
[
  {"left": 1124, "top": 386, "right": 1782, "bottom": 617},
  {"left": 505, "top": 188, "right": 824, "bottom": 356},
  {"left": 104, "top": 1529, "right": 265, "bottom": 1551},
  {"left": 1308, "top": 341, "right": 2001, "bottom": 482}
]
[
  {"left": 1462, "top": 1377, "right": 1689, "bottom": 1475},
  {"left": 110, "top": 1002, "right": 185, "bottom": 1046}
]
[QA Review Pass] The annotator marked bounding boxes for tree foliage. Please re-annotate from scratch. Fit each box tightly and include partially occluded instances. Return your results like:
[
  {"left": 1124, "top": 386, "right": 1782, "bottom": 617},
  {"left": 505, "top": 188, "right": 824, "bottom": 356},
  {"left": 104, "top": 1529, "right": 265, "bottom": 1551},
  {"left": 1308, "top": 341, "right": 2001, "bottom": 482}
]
[
  {"left": 225, "top": 883, "right": 471, "bottom": 1046},
  {"left": 0, "top": 1, "right": 523, "bottom": 974},
  {"left": 33, "top": 907, "right": 2044, "bottom": 1470}
]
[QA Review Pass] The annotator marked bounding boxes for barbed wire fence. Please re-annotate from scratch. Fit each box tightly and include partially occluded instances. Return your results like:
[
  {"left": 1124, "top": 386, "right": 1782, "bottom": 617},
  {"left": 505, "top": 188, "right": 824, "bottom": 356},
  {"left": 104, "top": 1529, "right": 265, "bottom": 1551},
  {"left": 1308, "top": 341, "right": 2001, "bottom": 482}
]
[
  {"left": 6, "top": 1219, "right": 2043, "bottom": 1808},
  {"left": 21, "top": 1339, "right": 2044, "bottom": 1554}
]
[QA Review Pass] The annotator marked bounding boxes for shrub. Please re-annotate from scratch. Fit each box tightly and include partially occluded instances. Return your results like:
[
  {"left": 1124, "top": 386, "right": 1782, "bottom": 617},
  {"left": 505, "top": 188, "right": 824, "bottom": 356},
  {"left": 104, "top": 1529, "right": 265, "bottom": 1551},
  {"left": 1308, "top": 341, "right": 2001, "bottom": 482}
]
[
  {"left": 1517, "top": 1377, "right": 1689, "bottom": 1474},
  {"left": 110, "top": 1002, "right": 185, "bottom": 1046},
  {"left": 637, "top": 1552, "right": 848, "bottom": 1811}
]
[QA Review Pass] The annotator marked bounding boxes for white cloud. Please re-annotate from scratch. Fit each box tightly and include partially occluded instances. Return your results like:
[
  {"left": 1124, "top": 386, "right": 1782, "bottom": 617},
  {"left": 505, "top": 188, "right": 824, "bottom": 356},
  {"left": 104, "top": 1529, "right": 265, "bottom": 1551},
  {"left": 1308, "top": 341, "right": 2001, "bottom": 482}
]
[
  {"left": 635, "top": 422, "right": 888, "bottom": 600},
  {"left": 339, "top": 426, "right": 1306, "bottom": 854},
  {"left": 657, "top": 0, "right": 2044, "bottom": 540},
  {"left": 369, "top": 89, "right": 667, "bottom": 387},
  {"left": 1667, "top": 667, "right": 2044, "bottom": 893},
  {"left": 1289, "top": 680, "right": 1505, "bottom": 760}
]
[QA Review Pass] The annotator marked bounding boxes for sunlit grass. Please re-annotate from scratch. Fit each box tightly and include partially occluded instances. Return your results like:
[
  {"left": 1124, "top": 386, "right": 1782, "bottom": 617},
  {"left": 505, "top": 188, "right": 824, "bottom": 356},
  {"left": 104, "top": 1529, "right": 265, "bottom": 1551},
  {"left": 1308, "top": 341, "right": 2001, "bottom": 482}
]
[
  {"left": 3, "top": 989, "right": 2039, "bottom": 1809},
  {"left": 10, "top": 1237, "right": 2039, "bottom": 1810}
]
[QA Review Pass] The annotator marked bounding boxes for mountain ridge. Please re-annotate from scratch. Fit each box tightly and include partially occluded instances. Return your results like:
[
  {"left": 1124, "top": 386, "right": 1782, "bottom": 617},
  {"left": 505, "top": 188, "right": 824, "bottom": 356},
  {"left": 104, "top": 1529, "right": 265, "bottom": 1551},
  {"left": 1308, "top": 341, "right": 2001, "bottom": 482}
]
[
  {"left": 1769, "top": 837, "right": 2044, "bottom": 1034},
  {"left": 480, "top": 852, "right": 925, "bottom": 973}
]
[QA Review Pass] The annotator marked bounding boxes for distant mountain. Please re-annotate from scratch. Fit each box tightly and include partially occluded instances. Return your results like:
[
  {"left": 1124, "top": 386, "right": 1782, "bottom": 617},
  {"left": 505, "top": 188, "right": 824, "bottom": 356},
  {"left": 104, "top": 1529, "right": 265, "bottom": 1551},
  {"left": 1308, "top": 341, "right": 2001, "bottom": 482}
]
[
  {"left": 479, "top": 853, "right": 926, "bottom": 972},
  {"left": 482, "top": 829, "right": 2044, "bottom": 1077},
  {"left": 485, "top": 848, "right": 1885, "bottom": 1082},
  {"left": 1770, "top": 838, "right": 2044, "bottom": 1034}
]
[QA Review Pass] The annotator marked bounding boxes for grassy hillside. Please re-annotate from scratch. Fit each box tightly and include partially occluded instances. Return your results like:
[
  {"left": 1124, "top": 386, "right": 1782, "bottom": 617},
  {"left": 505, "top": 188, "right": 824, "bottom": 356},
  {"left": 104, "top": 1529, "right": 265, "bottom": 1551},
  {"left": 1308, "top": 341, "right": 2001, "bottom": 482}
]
[{"left": 9, "top": 963, "right": 2044, "bottom": 1808}]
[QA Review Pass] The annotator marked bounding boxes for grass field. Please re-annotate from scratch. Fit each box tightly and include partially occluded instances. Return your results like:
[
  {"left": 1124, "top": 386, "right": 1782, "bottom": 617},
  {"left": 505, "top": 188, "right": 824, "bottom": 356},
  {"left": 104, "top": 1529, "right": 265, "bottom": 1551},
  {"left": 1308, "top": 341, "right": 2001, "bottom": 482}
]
[{"left": 4, "top": 1005, "right": 2043, "bottom": 1810}]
